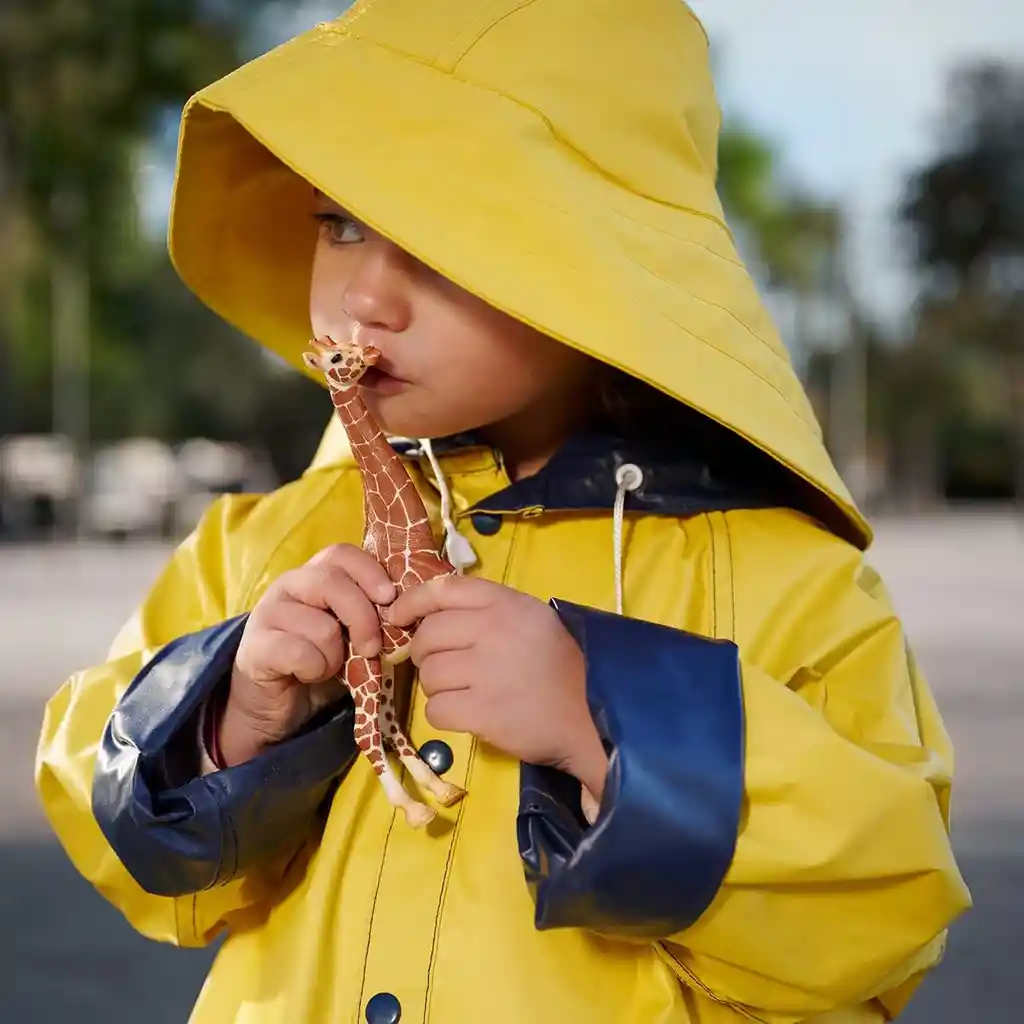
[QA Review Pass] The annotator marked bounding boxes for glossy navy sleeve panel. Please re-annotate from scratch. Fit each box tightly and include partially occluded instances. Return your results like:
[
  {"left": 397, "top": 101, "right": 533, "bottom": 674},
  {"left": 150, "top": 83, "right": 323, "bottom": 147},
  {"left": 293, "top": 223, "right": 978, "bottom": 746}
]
[
  {"left": 517, "top": 600, "right": 744, "bottom": 938},
  {"left": 92, "top": 615, "right": 358, "bottom": 897}
]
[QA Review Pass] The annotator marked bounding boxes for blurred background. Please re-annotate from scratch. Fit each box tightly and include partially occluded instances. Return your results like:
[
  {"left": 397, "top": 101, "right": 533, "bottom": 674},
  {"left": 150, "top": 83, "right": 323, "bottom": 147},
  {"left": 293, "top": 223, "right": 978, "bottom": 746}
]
[{"left": 0, "top": 1, "right": 1020, "bottom": 1021}]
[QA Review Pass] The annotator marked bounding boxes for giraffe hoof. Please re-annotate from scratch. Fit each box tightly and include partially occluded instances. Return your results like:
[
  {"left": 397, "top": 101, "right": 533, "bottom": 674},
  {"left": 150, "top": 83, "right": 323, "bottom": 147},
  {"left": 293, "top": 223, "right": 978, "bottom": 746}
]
[
  {"left": 381, "top": 643, "right": 412, "bottom": 666},
  {"left": 434, "top": 782, "right": 467, "bottom": 808},
  {"left": 404, "top": 802, "right": 436, "bottom": 829}
]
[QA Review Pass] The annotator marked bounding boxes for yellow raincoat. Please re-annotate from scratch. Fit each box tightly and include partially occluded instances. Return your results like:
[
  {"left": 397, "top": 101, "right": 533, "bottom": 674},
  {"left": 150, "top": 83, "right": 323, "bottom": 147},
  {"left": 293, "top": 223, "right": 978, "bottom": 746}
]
[{"left": 36, "top": 1, "right": 970, "bottom": 1022}]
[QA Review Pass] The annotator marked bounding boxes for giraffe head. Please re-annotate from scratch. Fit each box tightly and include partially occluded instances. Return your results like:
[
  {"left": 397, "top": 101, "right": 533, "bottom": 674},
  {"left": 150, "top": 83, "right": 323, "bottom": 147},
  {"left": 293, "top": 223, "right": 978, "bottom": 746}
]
[{"left": 303, "top": 334, "right": 382, "bottom": 391}]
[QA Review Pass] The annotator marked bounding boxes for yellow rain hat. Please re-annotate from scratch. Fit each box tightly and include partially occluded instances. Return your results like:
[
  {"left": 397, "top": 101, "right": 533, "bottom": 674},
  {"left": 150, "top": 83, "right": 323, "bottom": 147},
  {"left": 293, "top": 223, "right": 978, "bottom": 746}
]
[{"left": 168, "top": 0, "right": 871, "bottom": 548}]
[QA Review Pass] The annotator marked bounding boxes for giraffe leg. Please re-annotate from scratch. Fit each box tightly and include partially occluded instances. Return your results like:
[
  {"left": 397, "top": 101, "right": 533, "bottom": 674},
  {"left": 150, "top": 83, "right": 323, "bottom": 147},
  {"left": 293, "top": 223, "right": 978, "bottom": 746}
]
[
  {"left": 379, "top": 761, "right": 436, "bottom": 829},
  {"left": 380, "top": 619, "right": 414, "bottom": 666},
  {"left": 347, "top": 654, "right": 436, "bottom": 828},
  {"left": 398, "top": 750, "right": 467, "bottom": 809},
  {"left": 378, "top": 664, "right": 467, "bottom": 808}
]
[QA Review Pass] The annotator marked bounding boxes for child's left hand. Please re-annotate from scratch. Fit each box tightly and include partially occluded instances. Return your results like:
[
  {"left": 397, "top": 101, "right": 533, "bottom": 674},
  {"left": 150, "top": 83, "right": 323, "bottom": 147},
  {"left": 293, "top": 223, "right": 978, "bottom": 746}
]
[{"left": 385, "top": 576, "right": 609, "bottom": 798}]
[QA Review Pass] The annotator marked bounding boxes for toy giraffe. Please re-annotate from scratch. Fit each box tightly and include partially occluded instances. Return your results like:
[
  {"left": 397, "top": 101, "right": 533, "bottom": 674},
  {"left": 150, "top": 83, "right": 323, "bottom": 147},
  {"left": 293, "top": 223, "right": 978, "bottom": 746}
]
[{"left": 303, "top": 333, "right": 467, "bottom": 828}]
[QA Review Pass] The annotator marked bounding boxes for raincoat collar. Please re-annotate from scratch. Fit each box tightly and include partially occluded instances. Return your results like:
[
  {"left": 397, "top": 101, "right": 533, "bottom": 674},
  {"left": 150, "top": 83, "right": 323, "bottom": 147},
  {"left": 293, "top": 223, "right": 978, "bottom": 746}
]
[{"left": 385, "top": 427, "right": 836, "bottom": 534}]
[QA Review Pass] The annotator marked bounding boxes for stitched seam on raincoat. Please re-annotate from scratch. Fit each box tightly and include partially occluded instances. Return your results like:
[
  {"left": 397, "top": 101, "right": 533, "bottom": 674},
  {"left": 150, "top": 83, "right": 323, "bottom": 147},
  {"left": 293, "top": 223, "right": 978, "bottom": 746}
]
[
  {"left": 709, "top": 513, "right": 736, "bottom": 642},
  {"left": 422, "top": 737, "right": 479, "bottom": 1022},
  {"left": 204, "top": 774, "right": 238, "bottom": 885},
  {"left": 356, "top": 810, "right": 399, "bottom": 1013},
  {"left": 630, "top": 256, "right": 790, "bottom": 367},
  {"left": 606, "top": 207, "right": 747, "bottom": 269},
  {"left": 446, "top": 0, "right": 544, "bottom": 66},
  {"left": 657, "top": 945, "right": 769, "bottom": 1022},
  {"left": 649, "top": 305, "right": 808, "bottom": 422},
  {"left": 724, "top": 516, "right": 737, "bottom": 643},
  {"left": 474, "top": 82, "right": 732, "bottom": 235},
  {"left": 707, "top": 514, "right": 718, "bottom": 639}
]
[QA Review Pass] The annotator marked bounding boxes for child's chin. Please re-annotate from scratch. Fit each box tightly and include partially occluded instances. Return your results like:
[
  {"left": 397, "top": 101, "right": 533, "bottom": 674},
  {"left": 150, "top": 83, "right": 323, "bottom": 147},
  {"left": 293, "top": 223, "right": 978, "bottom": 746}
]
[{"left": 360, "top": 391, "right": 457, "bottom": 441}]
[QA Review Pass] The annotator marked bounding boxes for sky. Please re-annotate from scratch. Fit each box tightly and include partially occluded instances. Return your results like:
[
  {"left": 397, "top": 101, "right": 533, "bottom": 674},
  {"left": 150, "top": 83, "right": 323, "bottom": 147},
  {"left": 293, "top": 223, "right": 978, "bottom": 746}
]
[
  {"left": 143, "top": 0, "right": 1024, "bottom": 328},
  {"left": 689, "top": 0, "right": 1024, "bottom": 324}
]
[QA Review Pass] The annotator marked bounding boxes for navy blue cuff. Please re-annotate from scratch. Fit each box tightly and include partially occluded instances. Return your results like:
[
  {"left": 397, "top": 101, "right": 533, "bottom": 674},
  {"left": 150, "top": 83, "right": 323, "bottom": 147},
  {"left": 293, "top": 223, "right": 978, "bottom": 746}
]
[
  {"left": 92, "top": 615, "right": 358, "bottom": 897},
  {"left": 517, "top": 600, "right": 744, "bottom": 938}
]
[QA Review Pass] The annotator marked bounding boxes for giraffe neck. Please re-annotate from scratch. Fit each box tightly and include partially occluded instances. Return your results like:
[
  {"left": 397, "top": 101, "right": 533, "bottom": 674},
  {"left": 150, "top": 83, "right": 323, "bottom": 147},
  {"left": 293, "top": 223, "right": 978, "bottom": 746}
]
[{"left": 331, "top": 387, "right": 436, "bottom": 543}]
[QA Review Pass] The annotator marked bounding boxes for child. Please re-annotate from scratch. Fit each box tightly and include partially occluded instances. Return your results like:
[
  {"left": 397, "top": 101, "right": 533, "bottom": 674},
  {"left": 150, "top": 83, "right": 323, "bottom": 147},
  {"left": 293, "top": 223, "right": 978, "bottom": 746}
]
[{"left": 36, "top": 1, "right": 970, "bottom": 1021}]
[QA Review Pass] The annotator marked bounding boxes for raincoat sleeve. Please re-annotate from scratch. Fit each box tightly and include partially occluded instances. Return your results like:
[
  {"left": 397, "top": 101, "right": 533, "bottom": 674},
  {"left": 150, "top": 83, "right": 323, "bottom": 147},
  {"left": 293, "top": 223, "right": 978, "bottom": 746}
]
[
  {"left": 35, "top": 495, "right": 356, "bottom": 947},
  {"left": 518, "top": 518, "right": 970, "bottom": 1021}
]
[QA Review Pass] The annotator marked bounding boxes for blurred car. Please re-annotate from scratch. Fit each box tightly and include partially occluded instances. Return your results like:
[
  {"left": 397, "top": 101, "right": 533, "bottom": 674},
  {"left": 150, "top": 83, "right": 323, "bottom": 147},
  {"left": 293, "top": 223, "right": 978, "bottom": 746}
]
[
  {"left": 81, "top": 438, "right": 181, "bottom": 541},
  {"left": 0, "top": 434, "right": 80, "bottom": 538},
  {"left": 174, "top": 438, "right": 277, "bottom": 536}
]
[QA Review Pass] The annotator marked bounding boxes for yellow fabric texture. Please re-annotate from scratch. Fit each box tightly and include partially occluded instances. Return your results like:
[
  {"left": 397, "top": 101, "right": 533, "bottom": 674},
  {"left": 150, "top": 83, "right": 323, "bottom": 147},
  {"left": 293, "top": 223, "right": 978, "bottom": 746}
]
[
  {"left": 167, "top": 0, "right": 870, "bottom": 548},
  {"left": 37, "top": 453, "right": 969, "bottom": 1023},
  {"left": 35, "top": 1, "right": 971, "bottom": 1021}
]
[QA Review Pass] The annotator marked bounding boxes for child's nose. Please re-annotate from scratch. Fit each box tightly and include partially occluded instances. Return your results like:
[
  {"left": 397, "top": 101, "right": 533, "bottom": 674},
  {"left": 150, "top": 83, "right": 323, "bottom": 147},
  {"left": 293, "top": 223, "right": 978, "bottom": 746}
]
[{"left": 341, "top": 240, "right": 415, "bottom": 333}]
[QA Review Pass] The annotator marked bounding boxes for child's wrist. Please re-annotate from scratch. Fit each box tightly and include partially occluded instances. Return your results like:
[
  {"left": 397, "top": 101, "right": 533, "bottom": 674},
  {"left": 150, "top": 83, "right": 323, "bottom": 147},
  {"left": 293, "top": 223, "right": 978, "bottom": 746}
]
[
  {"left": 201, "top": 680, "right": 231, "bottom": 770},
  {"left": 560, "top": 720, "right": 609, "bottom": 804},
  {"left": 215, "top": 696, "right": 279, "bottom": 769}
]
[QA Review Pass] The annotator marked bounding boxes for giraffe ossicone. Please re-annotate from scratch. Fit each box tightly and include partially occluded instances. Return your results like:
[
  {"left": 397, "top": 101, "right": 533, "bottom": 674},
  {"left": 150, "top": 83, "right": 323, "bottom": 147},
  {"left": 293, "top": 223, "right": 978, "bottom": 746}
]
[{"left": 303, "top": 333, "right": 468, "bottom": 828}]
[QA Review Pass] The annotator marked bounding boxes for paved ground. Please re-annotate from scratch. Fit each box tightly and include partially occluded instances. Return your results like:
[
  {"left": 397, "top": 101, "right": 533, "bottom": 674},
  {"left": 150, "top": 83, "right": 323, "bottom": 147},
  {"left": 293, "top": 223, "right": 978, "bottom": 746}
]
[{"left": 1, "top": 513, "right": 1021, "bottom": 1022}]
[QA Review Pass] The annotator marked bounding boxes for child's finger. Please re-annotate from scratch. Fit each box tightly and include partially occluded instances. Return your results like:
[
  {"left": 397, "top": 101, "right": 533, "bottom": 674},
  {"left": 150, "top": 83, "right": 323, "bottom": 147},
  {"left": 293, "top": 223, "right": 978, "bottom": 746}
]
[
  {"left": 408, "top": 610, "right": 477, "bottom": 666},
  {"left": 246, "top": 628, "right": 331, "bottom": 686},
  {"left": 310, "top": 543, "right": 396, "bottom": 604},
  {"left": 417, "top": 649, "right": 474, "bottom": 698},
  {"left": 422, "top": 684, "right": 476, "bottom": 735},
  {"left": 386, "top": 575, "right": 493, "bottom": 627},
  {"left": 281, "top": 568, "right": 382, "bottom": 658},
  {"left": 264, "top": 603, "right": 346, "bottom": 679}
]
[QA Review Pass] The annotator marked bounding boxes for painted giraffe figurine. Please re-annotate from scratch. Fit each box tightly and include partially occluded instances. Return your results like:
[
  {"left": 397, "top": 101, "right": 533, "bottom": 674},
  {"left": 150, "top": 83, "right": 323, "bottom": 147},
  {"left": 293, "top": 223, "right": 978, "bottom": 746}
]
[{"left": 303, "top": 333, "right": 467, "bottom": 828}]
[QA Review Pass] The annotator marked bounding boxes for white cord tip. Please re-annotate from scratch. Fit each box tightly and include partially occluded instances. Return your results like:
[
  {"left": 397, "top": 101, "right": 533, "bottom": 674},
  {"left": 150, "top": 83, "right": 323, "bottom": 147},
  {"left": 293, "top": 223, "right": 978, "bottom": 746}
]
[{"left": 445, "top": 529, "right": 478, "bottom": 572}]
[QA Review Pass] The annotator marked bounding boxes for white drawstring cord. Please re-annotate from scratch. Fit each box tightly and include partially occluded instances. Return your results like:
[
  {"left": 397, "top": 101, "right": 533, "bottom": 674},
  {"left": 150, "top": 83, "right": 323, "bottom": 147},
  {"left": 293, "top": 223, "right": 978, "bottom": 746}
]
[
  {"left": 579, "top": 463, "right": 644, "bottom": 827},
  {"left": 613, "top": 463, "right": 644, "bottom": 615},
  {"left": 420, "top": 437, "right": 478, "bottom": 572}
]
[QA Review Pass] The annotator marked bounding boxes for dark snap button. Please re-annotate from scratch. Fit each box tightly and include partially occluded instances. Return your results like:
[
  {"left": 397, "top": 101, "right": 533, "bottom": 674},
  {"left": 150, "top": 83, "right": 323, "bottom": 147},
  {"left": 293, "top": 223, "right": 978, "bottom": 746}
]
[
  {"left": 365, "top": 991, "right": 401, "bottom": 1024},
  {"left": 418, "top": 739, "right": 454, "bottom": 775},
  {"left": 470, "top": 512, "right": 502, "bottom": 536}
]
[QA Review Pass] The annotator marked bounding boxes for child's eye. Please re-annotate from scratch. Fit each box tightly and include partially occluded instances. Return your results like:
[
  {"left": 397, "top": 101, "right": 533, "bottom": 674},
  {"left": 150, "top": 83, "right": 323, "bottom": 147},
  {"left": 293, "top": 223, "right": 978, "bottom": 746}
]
[{"left": 313, "top": 213, "right": 365, "bottom": 246}]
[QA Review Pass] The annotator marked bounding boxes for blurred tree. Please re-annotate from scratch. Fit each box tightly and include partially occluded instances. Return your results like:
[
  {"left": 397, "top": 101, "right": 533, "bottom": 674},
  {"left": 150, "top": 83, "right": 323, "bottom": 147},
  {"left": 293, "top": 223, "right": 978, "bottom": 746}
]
[
  {"left": 902, "top": 63, "right": 1024, "bottom": 294},
  {"left": 898, "top": 61, "right": 1024, "bottom": 502},
  {"left": 0, "top": 0, "right": 309, "bottom": 465}
]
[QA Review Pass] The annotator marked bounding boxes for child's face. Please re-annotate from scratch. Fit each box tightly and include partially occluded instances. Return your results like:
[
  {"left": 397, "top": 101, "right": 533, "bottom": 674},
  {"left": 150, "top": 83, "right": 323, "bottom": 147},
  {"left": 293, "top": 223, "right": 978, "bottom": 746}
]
[{"left": 309, "top": 192, "right": 597, "bottom": 452}]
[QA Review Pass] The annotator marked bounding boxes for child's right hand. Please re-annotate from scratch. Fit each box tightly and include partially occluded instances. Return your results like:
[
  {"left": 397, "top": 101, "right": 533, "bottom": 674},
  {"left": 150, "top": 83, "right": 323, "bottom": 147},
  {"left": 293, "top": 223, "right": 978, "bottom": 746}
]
[{"left": 219, "top": 544, "right": 396, "bottom": 768}]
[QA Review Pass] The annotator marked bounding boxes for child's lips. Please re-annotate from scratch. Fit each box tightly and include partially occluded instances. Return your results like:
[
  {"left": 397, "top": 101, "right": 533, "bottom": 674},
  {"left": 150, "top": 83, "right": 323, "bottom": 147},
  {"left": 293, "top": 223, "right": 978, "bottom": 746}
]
[{"left": 360, "top": 364, "right": 409, "bottom": 394}]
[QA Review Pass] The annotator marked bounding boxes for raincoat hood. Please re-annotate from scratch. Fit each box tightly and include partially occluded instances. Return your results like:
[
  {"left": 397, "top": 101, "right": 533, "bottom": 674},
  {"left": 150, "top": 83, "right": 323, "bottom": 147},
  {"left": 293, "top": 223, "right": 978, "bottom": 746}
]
[{"left": 167, "top": 0, "right": 870, "bottom": 548}]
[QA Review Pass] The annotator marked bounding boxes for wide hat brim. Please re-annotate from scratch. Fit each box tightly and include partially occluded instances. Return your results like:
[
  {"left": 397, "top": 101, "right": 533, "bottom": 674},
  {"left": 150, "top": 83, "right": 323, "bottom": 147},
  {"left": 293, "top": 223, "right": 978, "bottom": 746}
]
[{"left": 169, "top": 21, "right": 870, "bottom": 548}]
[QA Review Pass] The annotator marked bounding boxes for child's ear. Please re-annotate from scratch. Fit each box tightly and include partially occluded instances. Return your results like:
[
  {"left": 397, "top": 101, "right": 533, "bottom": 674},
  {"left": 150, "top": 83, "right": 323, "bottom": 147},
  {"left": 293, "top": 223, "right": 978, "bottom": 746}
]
[{"left": 302, "top": 352, "right": 321, "bottom": 373}]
